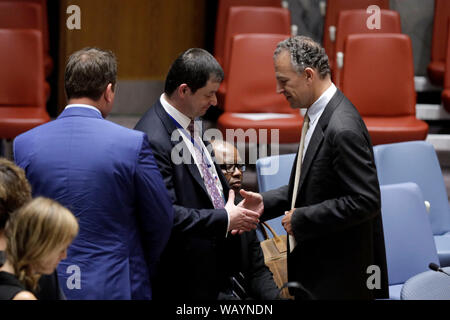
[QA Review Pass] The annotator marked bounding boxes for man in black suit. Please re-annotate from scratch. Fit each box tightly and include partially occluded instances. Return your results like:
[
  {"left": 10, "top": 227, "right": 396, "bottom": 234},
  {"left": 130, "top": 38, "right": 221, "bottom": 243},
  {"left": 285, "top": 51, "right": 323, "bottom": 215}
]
[
  {"left": 241, "top": 36, "right": 389, "bottom": 300},
  {"left": 211, "top": 139, "right": 280, "bottom": 300},
  {"left": 134, "top": 48, "right": 262, "bottom": 300}
]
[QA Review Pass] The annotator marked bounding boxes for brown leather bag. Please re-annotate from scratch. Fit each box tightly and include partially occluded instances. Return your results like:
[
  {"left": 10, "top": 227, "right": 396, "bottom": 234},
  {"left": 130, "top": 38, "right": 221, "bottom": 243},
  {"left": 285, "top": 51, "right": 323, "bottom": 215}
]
[{"left": 259, "top": 222, "right": 293, "bottom": 299}]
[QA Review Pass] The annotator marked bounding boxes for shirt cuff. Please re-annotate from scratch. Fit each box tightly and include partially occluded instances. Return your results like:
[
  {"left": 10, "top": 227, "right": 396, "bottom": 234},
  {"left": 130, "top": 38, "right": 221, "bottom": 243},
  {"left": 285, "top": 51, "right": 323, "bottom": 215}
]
[{"left": 224, "top": 207, "right": 230, "bottom": 238}]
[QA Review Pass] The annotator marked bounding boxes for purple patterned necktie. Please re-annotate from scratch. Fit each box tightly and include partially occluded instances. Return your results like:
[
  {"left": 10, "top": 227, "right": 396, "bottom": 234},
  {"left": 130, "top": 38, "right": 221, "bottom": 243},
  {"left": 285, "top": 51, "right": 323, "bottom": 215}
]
[{"left": 188, "top": 121, "right": 225, "bottom": 209}]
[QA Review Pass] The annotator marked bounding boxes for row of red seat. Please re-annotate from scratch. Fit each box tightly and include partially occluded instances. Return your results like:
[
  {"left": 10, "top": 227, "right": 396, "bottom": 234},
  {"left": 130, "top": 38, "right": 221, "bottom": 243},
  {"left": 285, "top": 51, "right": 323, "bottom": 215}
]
[
  {"left": 441, "top": 22, "right": 450, "bottom": 113},
  {"left": 216, "top": 5, "right": 291, "bottom": 108},
  {"left": 213, "top": 0, "right": 298, "bottom": 143},
  {"left": 212, "top": 0, "right": 429, "bottom": 145},
  {"left": 323, "top": 0, "right": 450, "bottom": 89},
  {"left": 0, "top": 0, "right": 51, "bottom": 140},
  {"left": 0, "top": 0, "right": 52, "bottom": 99},
  {"left": 322, "top": 0, "right": 390, "bottom": 72},
  {"left": 428, "top": 0, "right": 450, "bottom": 87}
]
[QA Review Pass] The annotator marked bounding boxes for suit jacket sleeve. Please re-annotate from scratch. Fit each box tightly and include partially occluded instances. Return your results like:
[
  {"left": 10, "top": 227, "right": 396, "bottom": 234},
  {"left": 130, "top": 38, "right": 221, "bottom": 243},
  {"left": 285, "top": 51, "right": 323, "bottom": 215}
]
[
  {"left": 291, "top": 128, "right": 381, "bottom": 242},
  {"left": 135, "top": 135, "right": 174, "bottom": 270},
  {"left": 149, "top": 136, "right": 229, "bottom": 237},
  {"left": 261, "top": 185, "right": 290, "bottom": 221}
]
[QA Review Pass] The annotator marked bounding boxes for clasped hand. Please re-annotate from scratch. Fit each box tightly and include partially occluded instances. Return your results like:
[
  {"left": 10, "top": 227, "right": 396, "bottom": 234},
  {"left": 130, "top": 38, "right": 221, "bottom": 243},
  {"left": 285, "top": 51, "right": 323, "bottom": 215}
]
[{"left": 225, "top": 189, "right": 264, "bottom": 235}]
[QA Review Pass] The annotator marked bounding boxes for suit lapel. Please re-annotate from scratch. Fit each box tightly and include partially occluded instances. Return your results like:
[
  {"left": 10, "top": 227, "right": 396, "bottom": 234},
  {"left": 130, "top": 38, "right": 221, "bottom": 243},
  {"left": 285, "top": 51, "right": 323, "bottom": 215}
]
[
  {"left": 154, "top": 101, "right": 210, "bottom": 197},
  {"left": 297, "top": 126, "right": 324, "bottom": 192},
  {"left": 296, "top": 89, "right": 345, "bottom": 195}
]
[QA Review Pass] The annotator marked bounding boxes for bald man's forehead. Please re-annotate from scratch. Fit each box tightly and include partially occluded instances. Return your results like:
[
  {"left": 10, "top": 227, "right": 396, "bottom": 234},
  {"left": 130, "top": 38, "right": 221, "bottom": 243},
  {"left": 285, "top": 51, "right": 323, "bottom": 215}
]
[{"left": 212, "top": 141, "right": 241, "bottom": 164}]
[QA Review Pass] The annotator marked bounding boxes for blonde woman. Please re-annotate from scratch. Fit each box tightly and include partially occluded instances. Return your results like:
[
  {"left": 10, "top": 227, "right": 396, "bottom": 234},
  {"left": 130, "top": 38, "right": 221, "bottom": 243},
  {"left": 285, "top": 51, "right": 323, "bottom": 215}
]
[{"left": 0, "top": 197, "right": 78, "bottom": 300}]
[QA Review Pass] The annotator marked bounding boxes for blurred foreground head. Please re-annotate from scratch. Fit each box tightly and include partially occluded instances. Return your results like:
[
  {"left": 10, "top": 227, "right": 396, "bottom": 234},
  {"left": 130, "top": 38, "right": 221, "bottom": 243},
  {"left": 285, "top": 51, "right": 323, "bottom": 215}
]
[
  {"left": 0, "top": 158, "right": 31, "bottom": 230},
  {"left": 5, "top": 197, "right": 78, "bottom": 290}
]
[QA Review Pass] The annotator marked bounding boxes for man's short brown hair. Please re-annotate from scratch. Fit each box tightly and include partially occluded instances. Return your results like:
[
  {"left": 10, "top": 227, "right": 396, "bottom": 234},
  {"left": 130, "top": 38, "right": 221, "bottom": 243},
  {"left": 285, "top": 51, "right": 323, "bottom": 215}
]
[{"left": 64, "top": 47, "right": 117, "bottom": 101}]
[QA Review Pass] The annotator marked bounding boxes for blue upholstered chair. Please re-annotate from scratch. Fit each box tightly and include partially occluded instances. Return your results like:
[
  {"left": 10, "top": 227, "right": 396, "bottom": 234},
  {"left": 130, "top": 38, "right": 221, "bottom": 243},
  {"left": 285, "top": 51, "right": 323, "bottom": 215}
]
[
  {"left": 380, "top": 183, "right": 440, "bottom": 299},
  {"left": 401, "top": 267, "right": 450, "bottom": 300},
  {"left": 255, "top": 153, "right": 296, "bottom": 239},
  {"left": 374, "top": 141, "right": 450, "bottom": 267},
  {"left": 256, "top": 153, "right": 296, "bottom": 192}
]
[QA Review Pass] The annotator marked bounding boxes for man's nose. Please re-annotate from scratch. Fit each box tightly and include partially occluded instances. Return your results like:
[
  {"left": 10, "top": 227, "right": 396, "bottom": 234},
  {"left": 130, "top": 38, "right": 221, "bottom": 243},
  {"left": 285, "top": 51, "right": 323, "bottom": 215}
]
[
  {"left": 211, "top": 93, "right": 218, "bottom": 106},
  {"left": 276, "top": 82, "right": 284, "bottom": 94}
]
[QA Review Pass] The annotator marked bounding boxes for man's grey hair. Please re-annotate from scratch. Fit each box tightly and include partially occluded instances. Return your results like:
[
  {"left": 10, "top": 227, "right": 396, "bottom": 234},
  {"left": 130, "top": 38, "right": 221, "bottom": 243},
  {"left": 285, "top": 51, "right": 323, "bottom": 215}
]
[{"left": 274, "top": 36, "right": 331, "bottom": 79}]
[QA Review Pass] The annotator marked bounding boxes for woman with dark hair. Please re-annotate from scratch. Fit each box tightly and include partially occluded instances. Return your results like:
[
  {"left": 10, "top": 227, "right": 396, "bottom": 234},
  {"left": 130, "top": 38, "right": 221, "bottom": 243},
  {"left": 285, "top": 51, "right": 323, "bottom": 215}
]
[{"left": 0, "top": 197, "right": 78, "bottom": 300}]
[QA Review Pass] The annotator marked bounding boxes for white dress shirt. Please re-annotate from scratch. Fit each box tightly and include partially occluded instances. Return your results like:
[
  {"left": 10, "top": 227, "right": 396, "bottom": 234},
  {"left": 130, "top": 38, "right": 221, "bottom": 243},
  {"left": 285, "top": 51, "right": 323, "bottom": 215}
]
[
  {"left": 303, "top": 83, "right": 337, "bottom": 160},
  {"left": 65, "top": 103, "right": 102, "bottom": 115}
]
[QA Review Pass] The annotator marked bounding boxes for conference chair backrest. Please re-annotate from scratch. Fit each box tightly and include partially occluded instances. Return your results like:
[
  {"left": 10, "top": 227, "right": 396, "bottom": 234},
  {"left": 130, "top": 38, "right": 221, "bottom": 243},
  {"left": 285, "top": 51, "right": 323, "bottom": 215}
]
[
  {"left": 0, "top": 29, "right": 45, "bottom": 109},
  {"left": 323, "top": 0, "right": 389, "bottom": 68},
  {"left": 374, "top": 141, "right": 450, "bottom": 235},
  {"left": 214, "top": 0, "right": 282, "bottom": 64},
  {"left": 341, "top": 33, "right": 415, "bottom": 117},
  {"left": 333, "top": 9, "right": 401, "bottom": 87},
  {"left": 431, "top": 0, "right": 450, "bottom": 68},
  {"left": 224, "top": 33, "right": 294, "bottom": 114},
  {"left": 380, "top": 183, "right": 440, "bottom": 285},
  {"left": 0, "top": 2, "right": 42, "bottom": 30},
  {"left": 222, "top": 6, "right": 291, "bottom": 77},
  {"left": 256, "top": 153, "right": 296, "bottom": 192}
]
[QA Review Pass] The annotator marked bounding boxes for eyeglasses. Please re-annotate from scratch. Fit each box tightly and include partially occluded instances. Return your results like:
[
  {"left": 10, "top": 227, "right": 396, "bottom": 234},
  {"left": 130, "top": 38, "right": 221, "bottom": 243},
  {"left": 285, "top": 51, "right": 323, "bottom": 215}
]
[{"left": 219, "top": 164, "right": 246, "bottom": 173}]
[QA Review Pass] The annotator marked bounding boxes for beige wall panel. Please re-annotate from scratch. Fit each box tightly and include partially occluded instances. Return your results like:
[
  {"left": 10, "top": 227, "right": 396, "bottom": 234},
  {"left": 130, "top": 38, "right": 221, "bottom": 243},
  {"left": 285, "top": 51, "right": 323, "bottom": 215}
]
[{"left": 58, "top": 0, "right": 206, "bottom": 110}]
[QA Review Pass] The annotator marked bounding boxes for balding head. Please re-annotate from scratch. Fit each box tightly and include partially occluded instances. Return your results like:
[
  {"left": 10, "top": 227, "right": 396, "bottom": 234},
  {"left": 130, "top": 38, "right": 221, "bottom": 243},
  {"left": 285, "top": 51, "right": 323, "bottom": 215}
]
[
  {"left": 211, "top": 140, "right": 240, "bottom": 165},
  {"left": 211, "top": 140, "right": 244, "bottom": 193}
]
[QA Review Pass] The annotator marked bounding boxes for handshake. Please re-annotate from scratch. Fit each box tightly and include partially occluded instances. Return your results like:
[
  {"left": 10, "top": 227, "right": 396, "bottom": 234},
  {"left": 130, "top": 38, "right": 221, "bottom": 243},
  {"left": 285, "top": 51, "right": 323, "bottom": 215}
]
[{"left": 225, "top": 189, "right": 264, "bottom": 235}]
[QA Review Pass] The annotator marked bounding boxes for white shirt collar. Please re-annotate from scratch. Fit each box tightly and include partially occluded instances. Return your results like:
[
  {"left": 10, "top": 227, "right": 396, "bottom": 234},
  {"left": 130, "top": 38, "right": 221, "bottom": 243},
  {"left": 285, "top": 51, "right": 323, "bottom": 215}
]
[
  {"left": 160, "top": 94, "right": 191, "bottom": 129},
  {"left": 306, "top": 83, "right": 337, "bottom": 124},
  {"left": 65, "top": 104, "right": 102, "bottom": 115}
]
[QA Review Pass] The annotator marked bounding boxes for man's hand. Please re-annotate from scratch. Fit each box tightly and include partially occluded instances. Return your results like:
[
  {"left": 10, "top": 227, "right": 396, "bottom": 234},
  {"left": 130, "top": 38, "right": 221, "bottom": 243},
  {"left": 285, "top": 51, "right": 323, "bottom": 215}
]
[
  {"left": 237, "top": 189, "right": 264, "bottom": 217},
  {"left": 282, "top": 209, "right": 294, "bottom": 235},
  {"left": 225, "top": 189, "right": 260, "bottom": 233}
]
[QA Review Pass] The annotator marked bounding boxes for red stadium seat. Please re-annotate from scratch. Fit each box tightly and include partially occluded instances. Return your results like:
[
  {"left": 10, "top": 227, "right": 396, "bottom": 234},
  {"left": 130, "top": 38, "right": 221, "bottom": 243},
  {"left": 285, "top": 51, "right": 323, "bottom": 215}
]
[
  {"left": 333, "top": 9, "right": 401, "bottom": 88},
  {"left": 0, "top": 0, "right": 52, "bottom": 78},
  {"left": 0, "top": 1, "right": 51, "bottom": 100},
  {"left": 428, "top": 0, "right": 450, "bottom": 86},
  {"left": 323, "top": 0, "right": 389, "bottom": 71},
  {"left": 217, "top": 6, "right": 291, "bottom": 108},
  {"left": 441, "top": 20, "right": 450, "bottom": 112},
  {"left": 0, "top": 29, "right": 50, "bottom": 139},
  {"left": 214, "top": 0, "right": 282, "bottom": 66},
  {"left": 341, "top": 34, "right": 428, "bottom": 145},
  {"left": 217, "top": 34, "right": 302, "bottom": 144}
]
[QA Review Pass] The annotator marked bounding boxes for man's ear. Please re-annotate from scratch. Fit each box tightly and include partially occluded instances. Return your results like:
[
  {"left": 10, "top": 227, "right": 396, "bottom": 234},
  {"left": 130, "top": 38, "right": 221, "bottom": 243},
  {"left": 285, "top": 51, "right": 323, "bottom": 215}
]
[
  {"left": 178, "top": 84, "right": 189, "bottom": 97},
  {"left": 304, "top": 67, "right": 314, "bottom": 81},
  {"left": 104, "top": 83, "right": 115, "bottom": 103}
]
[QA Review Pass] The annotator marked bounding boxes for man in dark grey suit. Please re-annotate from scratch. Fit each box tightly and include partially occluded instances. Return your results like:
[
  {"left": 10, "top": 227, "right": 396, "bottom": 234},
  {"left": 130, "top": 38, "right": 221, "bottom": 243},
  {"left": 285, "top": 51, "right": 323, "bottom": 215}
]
[
  {"left": 134, "top": 48, "right": 262, "bottom": 300},
  {"left": 243, "top": 36, "right": 389, "bottom": 300}
]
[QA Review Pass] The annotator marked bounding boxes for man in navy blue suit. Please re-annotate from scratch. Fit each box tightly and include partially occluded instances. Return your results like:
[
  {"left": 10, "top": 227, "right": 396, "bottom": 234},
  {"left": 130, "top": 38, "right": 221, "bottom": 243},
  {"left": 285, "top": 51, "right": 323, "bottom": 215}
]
[{"left": 13, "top": 48, "right": 173, "bottom": 300}]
